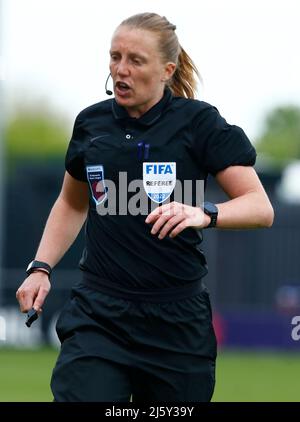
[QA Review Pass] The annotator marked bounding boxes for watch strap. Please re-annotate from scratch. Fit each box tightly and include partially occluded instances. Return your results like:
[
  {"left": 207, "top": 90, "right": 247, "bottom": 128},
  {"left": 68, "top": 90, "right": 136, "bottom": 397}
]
[
  {"left": 206, "top": 213, "right": 218, "bottom": 228},
  {"left": 203, "top": 201, "right": 218, "bottom": 228},
  {"left": 26, "top": 260, "right": 52, "bottom": 277}
]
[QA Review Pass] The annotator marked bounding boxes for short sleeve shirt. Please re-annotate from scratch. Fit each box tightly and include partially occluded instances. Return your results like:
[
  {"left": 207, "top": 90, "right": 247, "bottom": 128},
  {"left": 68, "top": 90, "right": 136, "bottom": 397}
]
[{"left": 65, "top": 89, "right": 256, "bottom": 290}]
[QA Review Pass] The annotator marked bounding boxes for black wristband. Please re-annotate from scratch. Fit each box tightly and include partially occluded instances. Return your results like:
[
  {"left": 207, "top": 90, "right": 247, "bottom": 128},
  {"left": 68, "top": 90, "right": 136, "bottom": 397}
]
[
  {"left": 203, "top": 202, "right": 218, "bottom": 228},
  {"left": 26, "top": 260, "right": 52, "bottom": 278}
]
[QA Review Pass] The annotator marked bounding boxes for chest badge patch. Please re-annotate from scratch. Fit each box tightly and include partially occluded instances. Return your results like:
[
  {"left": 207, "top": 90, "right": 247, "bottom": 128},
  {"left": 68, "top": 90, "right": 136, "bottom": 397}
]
[
  {"left": 143, "top": 162, "right": 176, "bottom": 204},
  {"left": 86, "top": 165, "right": 108, "bottom": 205}
]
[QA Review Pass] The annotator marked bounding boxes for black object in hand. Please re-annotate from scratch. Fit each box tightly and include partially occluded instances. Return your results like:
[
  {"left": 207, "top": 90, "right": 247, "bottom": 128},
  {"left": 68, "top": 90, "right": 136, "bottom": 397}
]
[{"left": 25, "top": 308, "right": 39, "bottom": 327}]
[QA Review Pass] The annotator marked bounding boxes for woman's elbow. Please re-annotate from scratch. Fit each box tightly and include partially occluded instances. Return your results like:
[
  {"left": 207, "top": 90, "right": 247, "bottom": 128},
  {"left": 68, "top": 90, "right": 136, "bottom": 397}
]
[{"left": 261, "top": 202, "right": 275, "bottom": 228}]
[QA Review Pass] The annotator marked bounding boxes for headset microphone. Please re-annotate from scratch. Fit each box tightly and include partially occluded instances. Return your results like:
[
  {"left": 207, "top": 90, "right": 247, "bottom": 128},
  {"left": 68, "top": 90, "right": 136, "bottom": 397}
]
[{"left": 105, "top": 74, "right": 113, "bottom": 95}]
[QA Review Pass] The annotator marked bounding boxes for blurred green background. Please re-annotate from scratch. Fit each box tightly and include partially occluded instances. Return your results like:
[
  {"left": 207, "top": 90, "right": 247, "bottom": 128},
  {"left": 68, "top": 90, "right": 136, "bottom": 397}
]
[{"left": 0, "top": 348, "right": 299, "bottom": 402}]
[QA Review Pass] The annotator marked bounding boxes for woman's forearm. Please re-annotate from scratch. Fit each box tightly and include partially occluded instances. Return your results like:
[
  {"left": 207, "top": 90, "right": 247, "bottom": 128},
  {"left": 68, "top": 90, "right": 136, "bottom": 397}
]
[
  {"left": 34, "top": 196, "right": 88, "bottom": 267},
  {"left": 216, "top": 191, "right": 274, "bottom": 229}
]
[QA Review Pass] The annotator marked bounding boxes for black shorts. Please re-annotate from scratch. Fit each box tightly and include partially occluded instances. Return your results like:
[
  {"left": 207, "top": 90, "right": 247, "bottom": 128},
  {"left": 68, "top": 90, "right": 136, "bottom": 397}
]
[{"left": 50, "top": 281, "right": 217, "bottom": 402}]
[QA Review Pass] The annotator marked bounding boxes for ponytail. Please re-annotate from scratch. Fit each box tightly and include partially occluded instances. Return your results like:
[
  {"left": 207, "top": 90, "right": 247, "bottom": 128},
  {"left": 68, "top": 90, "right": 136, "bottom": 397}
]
[{"left": 169, "top": 46, "right": 200, "bottom": 99}]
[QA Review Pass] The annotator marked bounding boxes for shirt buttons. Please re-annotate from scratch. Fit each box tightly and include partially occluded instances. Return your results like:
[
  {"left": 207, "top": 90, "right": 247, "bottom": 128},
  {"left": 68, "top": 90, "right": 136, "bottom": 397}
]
[{"left": 125, "top": 134, "right": 131, "bottom": 140}]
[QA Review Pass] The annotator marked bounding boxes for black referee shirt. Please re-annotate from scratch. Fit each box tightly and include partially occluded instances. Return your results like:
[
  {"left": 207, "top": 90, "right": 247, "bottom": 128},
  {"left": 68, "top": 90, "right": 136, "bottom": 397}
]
[{"left": 65, "top": 89, "right": 256, "bottom": 290}]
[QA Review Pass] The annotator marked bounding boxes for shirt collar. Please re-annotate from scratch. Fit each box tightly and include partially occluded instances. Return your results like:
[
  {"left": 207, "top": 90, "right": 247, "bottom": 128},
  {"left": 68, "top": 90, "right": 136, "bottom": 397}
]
[{"left": 112, "top": 88, "right": 173, "bottom": 126}]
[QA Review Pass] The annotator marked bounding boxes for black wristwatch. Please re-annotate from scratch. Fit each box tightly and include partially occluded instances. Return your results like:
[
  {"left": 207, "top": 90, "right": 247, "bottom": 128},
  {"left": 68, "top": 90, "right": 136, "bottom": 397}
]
[
  {"left": 203, "top": 202, "right": 218, "bottom": 228},
  {"left": 26, "top": 260, "right": 52, "bottom": 278}
]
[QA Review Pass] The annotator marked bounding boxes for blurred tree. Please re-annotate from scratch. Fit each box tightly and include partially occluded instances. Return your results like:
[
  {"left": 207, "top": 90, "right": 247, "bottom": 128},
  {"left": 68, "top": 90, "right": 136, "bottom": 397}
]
[
  {"left": 255, "top": 105, "right": 300, "bottom": 168},
  {"left": 5, "top": 103, "right": 70, "bottom": 158}
]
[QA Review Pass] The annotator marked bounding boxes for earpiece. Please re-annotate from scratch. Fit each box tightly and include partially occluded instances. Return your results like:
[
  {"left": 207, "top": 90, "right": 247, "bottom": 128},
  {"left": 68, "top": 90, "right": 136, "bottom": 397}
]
[{"left": 105, "top": 74, "right": 113, "bottom": 95}]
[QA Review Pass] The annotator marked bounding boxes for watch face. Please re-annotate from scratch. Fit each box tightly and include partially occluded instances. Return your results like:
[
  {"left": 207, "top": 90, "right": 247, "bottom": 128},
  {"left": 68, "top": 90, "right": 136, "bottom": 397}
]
[{"left": 204, "top": 202, "right": 218, "bottom": 215}]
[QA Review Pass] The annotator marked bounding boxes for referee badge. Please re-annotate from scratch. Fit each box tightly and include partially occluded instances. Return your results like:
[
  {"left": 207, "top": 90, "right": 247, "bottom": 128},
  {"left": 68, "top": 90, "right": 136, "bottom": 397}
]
[
  {"left": 143, "top": 162, "right": 176, "bottom": 204},
  {"left": 86, "top": 165, "right": 108, "bottom": 205}
]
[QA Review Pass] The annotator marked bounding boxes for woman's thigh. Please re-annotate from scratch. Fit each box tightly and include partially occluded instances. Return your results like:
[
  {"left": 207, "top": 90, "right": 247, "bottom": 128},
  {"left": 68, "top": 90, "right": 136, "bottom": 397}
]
[{"left": 51, "top": 336, "right": 132, "bottom": 402}]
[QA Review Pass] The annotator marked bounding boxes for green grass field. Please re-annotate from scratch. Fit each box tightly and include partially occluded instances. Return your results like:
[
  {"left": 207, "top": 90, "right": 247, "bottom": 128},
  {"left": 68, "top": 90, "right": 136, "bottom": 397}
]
[{"left": 0, "top": 348, "right": 299, "bottom": 401}]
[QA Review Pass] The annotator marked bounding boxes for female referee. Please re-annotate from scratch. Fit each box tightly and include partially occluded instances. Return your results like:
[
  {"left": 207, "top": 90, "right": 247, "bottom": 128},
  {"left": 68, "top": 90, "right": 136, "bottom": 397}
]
[{"left": 16, "top": 12, "right": 274, "bottom": 402}]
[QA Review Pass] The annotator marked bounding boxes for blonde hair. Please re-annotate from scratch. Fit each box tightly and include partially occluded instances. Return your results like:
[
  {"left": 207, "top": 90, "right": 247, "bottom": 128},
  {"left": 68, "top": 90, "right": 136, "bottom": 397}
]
[{"left": 119, "top": 12, "right": 200, "bottom": 99}]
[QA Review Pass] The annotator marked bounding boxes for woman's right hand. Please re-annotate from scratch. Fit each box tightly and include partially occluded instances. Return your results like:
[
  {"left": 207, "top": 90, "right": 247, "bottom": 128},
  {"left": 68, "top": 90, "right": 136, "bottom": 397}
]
[{"left": 16, "top": 271, "right": 51, "bottom": 313}]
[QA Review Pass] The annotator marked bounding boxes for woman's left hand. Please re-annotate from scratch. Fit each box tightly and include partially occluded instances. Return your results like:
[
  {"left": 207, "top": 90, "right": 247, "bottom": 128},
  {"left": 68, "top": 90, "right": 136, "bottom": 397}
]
[{"left": 145, "top": 201, "right": 211, "bottom": 239}]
